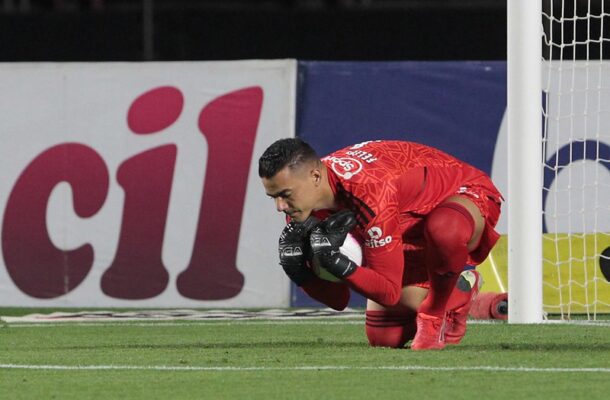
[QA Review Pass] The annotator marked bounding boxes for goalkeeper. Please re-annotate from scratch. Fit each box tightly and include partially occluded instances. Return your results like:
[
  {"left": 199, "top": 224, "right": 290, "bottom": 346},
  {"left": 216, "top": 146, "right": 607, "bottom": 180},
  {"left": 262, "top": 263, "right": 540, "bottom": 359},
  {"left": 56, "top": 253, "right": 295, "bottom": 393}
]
[{"left": 258, "top": 138, "right": 502, "bottom": 350}]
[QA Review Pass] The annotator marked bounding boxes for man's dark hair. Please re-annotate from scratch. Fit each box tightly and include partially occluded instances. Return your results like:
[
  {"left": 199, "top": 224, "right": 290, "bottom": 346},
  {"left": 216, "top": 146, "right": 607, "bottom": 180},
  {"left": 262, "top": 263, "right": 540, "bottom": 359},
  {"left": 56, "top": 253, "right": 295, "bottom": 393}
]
[{"left": 258, "top": 138, "right": 320, "bottom": 178}]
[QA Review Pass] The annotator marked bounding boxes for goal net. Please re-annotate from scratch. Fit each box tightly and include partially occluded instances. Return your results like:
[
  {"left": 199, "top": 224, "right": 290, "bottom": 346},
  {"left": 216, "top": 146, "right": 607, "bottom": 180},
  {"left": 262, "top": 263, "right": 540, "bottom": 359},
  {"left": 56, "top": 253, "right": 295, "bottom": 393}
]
[{"left": 541, "top": 0, "right": 610, "bottom": 319}]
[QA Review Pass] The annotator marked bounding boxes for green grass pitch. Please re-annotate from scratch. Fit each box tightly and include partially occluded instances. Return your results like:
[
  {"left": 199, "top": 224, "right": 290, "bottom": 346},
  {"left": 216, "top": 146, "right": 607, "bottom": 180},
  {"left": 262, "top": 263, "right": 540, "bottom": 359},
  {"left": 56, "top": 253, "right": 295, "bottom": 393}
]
[{"left": 1, "top": 313, "right": 609, "bottom": 399}]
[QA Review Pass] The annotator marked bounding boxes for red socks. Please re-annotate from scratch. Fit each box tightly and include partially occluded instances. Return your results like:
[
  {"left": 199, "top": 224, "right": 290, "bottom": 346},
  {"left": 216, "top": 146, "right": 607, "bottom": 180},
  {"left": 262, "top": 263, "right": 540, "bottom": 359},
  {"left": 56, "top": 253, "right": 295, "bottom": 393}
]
[
  {"left": 418, "top": 202, "right": 475, "bottom": 318},
  {"left": 365, "top": 310, "right": 416, "bottom": 348},
  {"left": 445, "top": 268, "right": 479, "bottom": 311}
]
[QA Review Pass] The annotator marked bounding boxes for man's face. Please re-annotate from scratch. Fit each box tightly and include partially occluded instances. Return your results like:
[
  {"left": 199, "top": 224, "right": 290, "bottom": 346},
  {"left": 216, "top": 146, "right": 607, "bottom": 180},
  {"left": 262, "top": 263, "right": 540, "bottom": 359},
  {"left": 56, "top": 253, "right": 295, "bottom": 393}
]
[{"left": 261, "top": 164, "right": 320, "bottom": 222}]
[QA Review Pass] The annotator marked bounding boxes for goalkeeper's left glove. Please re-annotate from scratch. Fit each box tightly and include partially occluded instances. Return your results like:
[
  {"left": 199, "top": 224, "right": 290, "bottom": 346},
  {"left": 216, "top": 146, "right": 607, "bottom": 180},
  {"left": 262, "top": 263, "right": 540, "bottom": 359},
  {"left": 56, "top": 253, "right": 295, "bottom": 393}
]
[{"left": 310, "top": 210, "right": 359, "bottom": 279}]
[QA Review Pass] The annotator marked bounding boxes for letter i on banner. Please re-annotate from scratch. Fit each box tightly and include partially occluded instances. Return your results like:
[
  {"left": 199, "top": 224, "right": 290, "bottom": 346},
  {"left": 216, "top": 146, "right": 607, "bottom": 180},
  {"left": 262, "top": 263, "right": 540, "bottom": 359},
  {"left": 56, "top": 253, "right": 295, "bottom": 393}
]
[
  {"left": 101, "top": 87, "right": 181, "bottom": 299},
  {"left": 176, "top": 87, "right": 263, "bottom": 300},
  {"left": 101, "top": 146, "right": 177, "bottom": 299}
]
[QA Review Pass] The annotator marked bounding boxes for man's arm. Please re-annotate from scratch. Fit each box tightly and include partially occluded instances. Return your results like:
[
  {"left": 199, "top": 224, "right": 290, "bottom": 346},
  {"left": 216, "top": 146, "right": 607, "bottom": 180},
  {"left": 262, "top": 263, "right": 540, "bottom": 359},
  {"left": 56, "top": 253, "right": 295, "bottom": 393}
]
[
  {"left": 344, "top": 244, "right": 404, "bottom": 306},
  {"left": 311, "top": 211, "right": 404, "bottom": 307}
]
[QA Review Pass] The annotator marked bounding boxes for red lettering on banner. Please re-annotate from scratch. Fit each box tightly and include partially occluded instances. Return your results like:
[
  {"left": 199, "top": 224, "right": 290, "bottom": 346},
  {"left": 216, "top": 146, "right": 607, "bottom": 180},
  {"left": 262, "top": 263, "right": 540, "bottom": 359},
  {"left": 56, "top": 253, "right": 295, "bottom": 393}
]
[
  {"left": 2, "top": 86, "right": 263, "bottom": 302},
  {"left": 176, "top": 86, "right": 263, "bottom": 300},
  {"left": 101, "top": 145, "right": 177, "bottom": 299},
  {"left": 1, "top": 144, "right": 109, "bottom": 298},
  {"left": 127, "top": 86, "right": 184, "bottom": 134}
]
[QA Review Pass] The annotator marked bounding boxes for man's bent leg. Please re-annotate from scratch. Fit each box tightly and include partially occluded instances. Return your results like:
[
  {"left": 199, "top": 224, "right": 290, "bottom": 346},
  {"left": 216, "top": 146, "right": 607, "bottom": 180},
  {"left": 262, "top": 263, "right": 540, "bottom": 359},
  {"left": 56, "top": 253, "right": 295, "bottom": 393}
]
[
  {"left": 366, "top": 310, "right": 416, "bottom": 348},
  {"left": 412, "top": 197, "right": 484, "bottom": 350},
  {"left": 445, "top": 269, "right": 481, "bottom": 344},
  {"left": 365, "top": 286, "right": 427, "bottom": 348}
]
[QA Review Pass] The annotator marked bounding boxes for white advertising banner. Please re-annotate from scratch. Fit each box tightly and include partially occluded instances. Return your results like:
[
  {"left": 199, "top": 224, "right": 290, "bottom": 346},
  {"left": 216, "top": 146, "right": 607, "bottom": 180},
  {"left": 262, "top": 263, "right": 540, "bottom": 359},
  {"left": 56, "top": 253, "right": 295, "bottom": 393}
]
[{"left": 0, "top": 61, "right": 296, "bottom": 307}]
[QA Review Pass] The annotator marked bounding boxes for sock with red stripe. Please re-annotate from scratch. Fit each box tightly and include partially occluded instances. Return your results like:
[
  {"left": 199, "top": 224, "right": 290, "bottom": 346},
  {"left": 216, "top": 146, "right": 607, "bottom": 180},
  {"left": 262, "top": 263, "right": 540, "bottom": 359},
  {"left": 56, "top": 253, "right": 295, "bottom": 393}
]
[
  {"left": 445, "top": 267, "right": 478, "bottom": 311},
  {"left": 365, "top": 310, "right": 416, "bottom": 348},
  {"left": 418, "top": 202, "right": 475, "bottom": 318}
]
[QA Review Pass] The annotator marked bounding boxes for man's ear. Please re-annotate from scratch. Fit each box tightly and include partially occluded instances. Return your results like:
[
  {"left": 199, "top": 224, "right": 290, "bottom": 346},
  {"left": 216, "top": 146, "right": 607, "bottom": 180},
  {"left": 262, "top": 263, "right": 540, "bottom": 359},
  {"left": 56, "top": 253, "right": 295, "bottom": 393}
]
[{"left": 311, "top": 168, "right": 322, "bottom": 186}]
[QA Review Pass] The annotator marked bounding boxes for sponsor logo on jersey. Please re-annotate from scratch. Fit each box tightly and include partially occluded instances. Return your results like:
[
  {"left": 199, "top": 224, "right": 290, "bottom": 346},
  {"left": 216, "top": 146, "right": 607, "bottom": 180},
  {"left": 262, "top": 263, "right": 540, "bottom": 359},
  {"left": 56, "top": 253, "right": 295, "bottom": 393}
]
[
  {"left": 365, "top": 226, "right": 392, "bottom": 248},
  {"left": 327, "top": 156, "right": 363, "bottom": 180}
]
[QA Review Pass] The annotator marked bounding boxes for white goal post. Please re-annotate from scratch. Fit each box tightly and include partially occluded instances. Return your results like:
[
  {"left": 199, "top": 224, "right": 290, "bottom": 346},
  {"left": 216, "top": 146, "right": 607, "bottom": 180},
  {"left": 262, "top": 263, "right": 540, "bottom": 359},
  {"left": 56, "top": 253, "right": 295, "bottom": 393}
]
[
  {"left": 507, "top": 0, "right": 544, "bottom": 323},
  {"left": 508, "top": 1, "right": 610, "bottom": 322}
]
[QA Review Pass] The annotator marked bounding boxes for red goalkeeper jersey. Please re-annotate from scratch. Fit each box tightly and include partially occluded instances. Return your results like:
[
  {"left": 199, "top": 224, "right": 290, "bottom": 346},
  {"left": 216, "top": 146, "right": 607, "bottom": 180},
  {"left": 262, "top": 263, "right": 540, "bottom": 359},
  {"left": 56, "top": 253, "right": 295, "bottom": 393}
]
[{"left": 304, "top": 140, "right": 502, "bottom": 309}]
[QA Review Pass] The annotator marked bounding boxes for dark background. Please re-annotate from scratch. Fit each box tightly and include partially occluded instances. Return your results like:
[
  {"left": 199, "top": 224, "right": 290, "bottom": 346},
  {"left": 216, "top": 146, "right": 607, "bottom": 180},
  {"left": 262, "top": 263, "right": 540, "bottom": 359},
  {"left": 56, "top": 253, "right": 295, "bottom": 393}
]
[
  {"left": 0, "top": 0, "right": 606, "bottom": 61},
  {"left": 0, "top": 0, "right": 507, "bottom": 61}
]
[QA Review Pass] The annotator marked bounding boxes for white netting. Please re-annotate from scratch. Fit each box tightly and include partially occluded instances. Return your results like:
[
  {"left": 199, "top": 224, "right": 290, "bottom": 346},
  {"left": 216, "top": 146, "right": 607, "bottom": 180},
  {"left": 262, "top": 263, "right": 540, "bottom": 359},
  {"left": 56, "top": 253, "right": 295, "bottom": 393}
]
[{"left": 542, "top": 0, "right": 610, "bottom": 318}]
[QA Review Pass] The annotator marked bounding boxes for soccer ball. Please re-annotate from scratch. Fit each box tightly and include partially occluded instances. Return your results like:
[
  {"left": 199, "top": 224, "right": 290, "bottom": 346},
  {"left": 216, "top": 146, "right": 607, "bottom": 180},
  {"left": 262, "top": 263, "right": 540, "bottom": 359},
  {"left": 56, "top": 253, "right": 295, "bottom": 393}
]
[{"left": 311, "top": 233, "right": 363, "bottom": 282}]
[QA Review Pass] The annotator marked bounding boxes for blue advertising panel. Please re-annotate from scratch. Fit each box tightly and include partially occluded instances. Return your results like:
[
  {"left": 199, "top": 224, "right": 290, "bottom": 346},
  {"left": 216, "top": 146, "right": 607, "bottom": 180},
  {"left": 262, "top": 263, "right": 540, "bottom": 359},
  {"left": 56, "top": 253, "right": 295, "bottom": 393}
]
[{"left": 293, "top": 61, "right": 506, "bottom": 307}]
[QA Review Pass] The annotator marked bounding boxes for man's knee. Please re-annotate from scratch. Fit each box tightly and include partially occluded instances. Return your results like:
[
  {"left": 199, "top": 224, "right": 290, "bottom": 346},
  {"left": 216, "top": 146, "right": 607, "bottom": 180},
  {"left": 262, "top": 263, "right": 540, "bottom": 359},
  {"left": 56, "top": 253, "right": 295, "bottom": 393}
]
[
  {"left": 424, "top": 202, "right": 474, "bottom": 250},
  {"left": 365, "top": 310, "right": 416, "bottom": 348},
  {"left": 424, "top": 202, "right": 475, "bottom": 274}
]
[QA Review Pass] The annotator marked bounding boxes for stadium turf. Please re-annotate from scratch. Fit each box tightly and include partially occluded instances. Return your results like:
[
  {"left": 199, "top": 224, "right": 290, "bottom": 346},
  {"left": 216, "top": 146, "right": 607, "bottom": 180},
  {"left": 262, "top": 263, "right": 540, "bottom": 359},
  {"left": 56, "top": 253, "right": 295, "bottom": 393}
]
[{"left": 0, "top": 313, "right": 609, "bottom": 399}]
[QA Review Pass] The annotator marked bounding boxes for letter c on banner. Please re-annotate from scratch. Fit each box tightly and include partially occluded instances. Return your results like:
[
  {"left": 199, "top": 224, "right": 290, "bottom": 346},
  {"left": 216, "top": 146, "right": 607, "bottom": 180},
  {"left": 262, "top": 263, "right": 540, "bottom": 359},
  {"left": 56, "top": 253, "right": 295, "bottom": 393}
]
[{"left": 1, "top": 143, "right": 109, "bottom": 298}]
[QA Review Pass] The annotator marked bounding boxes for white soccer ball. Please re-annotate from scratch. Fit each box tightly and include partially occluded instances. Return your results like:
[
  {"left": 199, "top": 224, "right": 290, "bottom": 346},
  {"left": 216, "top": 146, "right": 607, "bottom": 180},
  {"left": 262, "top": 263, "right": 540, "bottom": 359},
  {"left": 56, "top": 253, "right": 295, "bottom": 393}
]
[{"left": 311, "top": 233, "right": 363, "bottom": 282}]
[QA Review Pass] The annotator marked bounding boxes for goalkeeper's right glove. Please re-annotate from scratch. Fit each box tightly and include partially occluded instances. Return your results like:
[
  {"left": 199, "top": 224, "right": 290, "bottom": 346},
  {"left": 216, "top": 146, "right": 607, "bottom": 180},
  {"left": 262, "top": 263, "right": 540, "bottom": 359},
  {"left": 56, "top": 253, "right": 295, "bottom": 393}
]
[
  {"left": 278, "top": 215, "right": 319, "bottom": 286},
  {"left": 310, "top": 210, "right": 359, "bottom": 280}
]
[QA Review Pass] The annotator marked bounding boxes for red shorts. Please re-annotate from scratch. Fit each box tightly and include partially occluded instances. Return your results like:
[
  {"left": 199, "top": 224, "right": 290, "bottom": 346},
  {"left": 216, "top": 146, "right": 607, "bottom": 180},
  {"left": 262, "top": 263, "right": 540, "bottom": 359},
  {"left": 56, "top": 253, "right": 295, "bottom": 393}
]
[{"left": 402, "top": 177, "right": 503, "bottom": 288}]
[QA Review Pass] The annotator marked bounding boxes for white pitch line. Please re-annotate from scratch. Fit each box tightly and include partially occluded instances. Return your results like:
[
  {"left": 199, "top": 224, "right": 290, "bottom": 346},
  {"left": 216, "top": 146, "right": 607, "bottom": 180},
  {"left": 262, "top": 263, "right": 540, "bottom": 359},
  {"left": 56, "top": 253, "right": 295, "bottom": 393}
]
[
  {"left": 3, "top": 319, "right": 610, "bottom": 328},
  {"left": 1, "top": 320, "right": 365, "bottom": 328},
  {"left": 0, "top": 364, "right": 609, "bottom": 373}
]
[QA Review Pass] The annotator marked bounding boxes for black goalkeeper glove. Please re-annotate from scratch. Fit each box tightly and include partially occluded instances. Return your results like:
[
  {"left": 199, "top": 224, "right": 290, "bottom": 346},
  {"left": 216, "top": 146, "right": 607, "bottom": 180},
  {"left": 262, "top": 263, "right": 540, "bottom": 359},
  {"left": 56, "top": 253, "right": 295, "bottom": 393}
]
[
  {"left": 278, "top": 215, "right": 320, "bottom": 286},
  {"left": 310, "top": 210, "right": 359, "bottom": 279}
]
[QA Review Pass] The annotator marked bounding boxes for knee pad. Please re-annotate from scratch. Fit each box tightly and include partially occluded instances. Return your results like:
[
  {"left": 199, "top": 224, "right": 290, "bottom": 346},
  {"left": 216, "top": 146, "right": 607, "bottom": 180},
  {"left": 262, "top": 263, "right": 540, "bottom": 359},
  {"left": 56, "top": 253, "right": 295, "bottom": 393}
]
[
  {"left": 424, "top": 202, "right": 474, "bottom": 275},
  {"left": 365, "top": 310, "right": 416, "bottom": 349}
]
